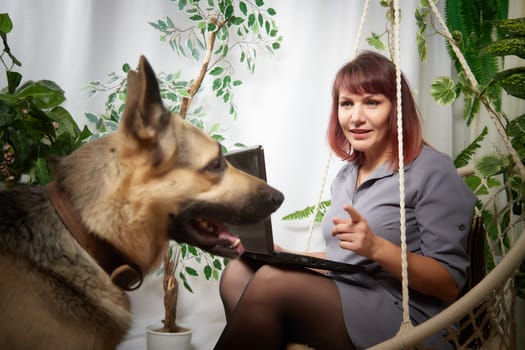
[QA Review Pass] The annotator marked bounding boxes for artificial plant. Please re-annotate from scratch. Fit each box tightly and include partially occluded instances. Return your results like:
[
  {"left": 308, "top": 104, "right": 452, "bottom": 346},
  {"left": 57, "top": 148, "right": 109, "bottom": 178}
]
[
  {"left": 85, "top": 0, "right": 281, "bottom": 333},
  {"left": 416, "top": 0, "right": 524, "bottom": 297},
  {"left": 0, "top": 13, "right": 91, "bottom": 186}
]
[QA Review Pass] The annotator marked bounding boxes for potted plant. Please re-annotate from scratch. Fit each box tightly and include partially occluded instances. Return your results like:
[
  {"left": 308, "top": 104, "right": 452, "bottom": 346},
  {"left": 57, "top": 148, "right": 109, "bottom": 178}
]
[
  {"left": 414, "top": 4, "right": 525, "bottom": 297},
  {"left": 0, "top": 13, "right": 91, "bottom": 187},
  {"left": 84, "top": 1, "right": 282, "bottom": 347}
]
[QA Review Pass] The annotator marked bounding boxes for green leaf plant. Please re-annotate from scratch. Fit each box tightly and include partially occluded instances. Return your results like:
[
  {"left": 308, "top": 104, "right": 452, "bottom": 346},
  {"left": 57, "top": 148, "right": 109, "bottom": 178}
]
[
  {"left": 416, "top": 1, "right": 525, "bottom": 297},
  {"left": 83, "top": 0, "right": 281, "bottom": 333},
  {"left": 0, "top": 13, "right": 91, "bottom": 186}
]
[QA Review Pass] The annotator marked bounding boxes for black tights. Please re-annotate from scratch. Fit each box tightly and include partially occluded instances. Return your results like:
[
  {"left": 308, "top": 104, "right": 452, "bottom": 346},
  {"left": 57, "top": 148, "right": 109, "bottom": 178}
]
[{"left": 216, "top": 257, "right": 355, "bottom": 350}]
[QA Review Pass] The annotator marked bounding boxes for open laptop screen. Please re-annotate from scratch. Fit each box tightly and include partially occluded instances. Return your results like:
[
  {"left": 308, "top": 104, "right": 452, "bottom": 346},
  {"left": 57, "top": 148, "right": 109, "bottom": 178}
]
[
  {"left": 224, "top": 146, "right": 366, "bottom": 274},
  {"left": 224, "top": 145, "right": 274, "bottom": 254}
]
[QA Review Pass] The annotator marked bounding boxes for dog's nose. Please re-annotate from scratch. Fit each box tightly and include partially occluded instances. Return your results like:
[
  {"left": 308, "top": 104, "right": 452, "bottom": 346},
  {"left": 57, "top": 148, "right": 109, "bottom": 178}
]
[{"left": 271, "top": 189, "right": 284, "bottom": 209}]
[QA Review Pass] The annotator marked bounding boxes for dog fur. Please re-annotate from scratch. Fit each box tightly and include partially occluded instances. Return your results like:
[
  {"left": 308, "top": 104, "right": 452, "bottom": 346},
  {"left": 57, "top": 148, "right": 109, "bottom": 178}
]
[{"left": 0, "top": 56, "right": 284, "bottom": 349}]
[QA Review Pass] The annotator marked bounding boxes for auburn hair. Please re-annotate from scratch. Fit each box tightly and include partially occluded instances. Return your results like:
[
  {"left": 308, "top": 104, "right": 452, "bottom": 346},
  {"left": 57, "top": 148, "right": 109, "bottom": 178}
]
[{"left": 326, "top": 51, "right": 424, "bottom": 168}]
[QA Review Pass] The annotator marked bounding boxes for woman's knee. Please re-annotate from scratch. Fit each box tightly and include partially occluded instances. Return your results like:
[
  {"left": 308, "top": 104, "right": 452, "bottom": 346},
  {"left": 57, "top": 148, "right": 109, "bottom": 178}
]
[
  {"left": 242, "top": 265, "right": 298, "bottom": 303},
  {"left": 220, "top": 259, "right": 254, "bottom": 291},
  {"left": 219, "top": 259, "right": 256, "bottom": 311}
]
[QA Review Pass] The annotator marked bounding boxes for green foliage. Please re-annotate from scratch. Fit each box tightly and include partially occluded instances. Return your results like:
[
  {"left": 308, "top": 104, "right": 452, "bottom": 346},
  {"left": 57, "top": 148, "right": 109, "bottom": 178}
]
[
  {"left": 492, "top": 66, "right": 525, "bottom": 100},
  {"left": 0, "top": 13, "right": 91, "bottom": 186},
  {"left": 483, "top": 18, "right": 525, "bottom": 101},
  {"left": 85, "top": 67, "right": 225, "bottom": 140},
  {"left": 415, "top": 4, "right": 429, "bottom": 61},
  {"left": 430, "top": 76, "right": 457, "bottom": 105},
  {"left": 367, "top": 32, "right": 387, "bottom": 52},
  {"left": 157, "top": 242, "right": 227, "bottom": 293},
  {"left": 365, "top": 0, "right": 393, "bottom": 54},
  {"left": 507, "top": 113, "right": 525, "bottom": 162},
  {"left": 476, "top": 154, "right": 510, "bottom": 177},
  {"left": 450, "top": 12, "right": 525, "bottom": 297},
  {"left": 483, "top": 37, "right": 525, "bottom": 59},
  {"left": 149, "top": 0, "right": 282, "bottom": 120},
  {"left": 494, "top": 17, "right": 525, "bottom": 36},
  {"left": 281, "top": 200, "right": 332, "bottom": 223},
  {"left": 445, "top": 0, "right": 507, "bottom": 80},
  {"left": 416, "top": 0, "right": 508, "bottom": 121},
  {"left": 453, "top": 127, "right": 488, "bottom": 168}
]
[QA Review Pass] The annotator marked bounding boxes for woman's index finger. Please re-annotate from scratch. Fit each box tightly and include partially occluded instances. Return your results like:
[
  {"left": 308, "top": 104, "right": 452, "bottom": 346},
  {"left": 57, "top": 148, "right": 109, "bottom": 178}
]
[{"left": 343, "top": 204, "right": 362, "bottom": 223}]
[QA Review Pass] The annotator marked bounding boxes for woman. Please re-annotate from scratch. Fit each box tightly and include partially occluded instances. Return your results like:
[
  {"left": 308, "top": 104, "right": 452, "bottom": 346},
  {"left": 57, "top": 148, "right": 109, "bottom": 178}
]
[{"left": 216, "top": 51, "right": 477, "bottom": 350}]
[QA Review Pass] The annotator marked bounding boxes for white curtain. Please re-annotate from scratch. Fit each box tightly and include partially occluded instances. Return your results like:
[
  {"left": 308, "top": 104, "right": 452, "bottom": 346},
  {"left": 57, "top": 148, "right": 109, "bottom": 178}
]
[{"left": 1, "top": 1, "right": 486, "bottom": 349}]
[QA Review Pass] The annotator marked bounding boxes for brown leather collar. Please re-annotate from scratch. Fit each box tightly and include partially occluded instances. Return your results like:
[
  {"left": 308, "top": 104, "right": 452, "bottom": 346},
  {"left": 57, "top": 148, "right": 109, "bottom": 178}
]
[{"left": 46, "top": 181, "right": 143, "bottom": 291}]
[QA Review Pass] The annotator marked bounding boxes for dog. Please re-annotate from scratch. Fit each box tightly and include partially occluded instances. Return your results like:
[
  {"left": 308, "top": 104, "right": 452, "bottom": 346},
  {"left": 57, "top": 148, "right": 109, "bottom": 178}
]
[{"left": 0, "top": 56, "right": 284, "bottom": 350}]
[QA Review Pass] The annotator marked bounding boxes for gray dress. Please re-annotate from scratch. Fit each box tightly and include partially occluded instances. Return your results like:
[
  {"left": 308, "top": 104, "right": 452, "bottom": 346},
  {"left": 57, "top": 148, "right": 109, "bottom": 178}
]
[{"left": 321, "top": 146, "right": 477, "bottom": 349}]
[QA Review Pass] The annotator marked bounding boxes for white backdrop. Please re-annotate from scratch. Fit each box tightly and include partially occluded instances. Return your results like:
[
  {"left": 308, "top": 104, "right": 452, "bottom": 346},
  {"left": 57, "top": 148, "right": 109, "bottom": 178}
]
[{"left": 1, "top": 1, "right": 495, "bottom": 349}]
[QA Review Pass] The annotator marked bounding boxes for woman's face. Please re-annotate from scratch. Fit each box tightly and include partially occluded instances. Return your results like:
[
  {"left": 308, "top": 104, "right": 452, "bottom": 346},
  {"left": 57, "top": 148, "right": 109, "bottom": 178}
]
[{"left": 337, "top": 89, "right": 393, "bottom": 160}]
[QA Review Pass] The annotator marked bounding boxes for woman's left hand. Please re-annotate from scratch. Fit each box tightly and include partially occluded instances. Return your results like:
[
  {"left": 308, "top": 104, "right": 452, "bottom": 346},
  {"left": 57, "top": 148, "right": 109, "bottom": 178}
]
[{"left": 331, "top": 204, "right": 382, "bottom": 259}]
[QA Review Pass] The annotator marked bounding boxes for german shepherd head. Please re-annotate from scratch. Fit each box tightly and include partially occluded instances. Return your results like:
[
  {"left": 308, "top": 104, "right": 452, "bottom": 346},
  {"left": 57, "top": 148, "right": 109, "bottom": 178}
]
[{"left": 52, "top": 55, "right": 284, "bottom": 273}]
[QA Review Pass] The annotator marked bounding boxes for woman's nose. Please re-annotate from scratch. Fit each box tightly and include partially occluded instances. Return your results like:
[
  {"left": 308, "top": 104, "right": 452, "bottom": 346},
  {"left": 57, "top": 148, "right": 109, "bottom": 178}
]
[{"left": 350, "top": 104, "right": 364, "bottom": 124}]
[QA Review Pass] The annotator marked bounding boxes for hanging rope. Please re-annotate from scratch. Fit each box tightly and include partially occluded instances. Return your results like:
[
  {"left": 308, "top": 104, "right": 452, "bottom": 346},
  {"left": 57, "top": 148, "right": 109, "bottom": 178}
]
[
  {"left": 391, "top": 0, "right": 412, "bottom": 333},
  {"left": 370, "top": 2, "right": 524, "bottom": 348},
  {"left": 304, "top": 156, "right": 331, "bottom": 252},
  {"left": 352, "top": 0, "right": 371, "bottom": 57},
  {"left": 304, "top": 0, "right": 371, "bottom": 251}
]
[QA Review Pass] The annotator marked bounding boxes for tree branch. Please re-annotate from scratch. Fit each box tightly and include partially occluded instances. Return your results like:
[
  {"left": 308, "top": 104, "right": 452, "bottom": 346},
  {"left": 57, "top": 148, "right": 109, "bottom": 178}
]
[
  {"left": 163, "top": 246, "right": 180, "bottom": 332},
  {"left": 179, "top": 16, "right": 224, "bottom": 119}
]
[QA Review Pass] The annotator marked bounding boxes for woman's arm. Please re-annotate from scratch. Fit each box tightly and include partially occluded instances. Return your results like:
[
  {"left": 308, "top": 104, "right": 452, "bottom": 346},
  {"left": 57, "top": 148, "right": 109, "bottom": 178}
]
[
  {"left": 332, "top": 204, "right": 459, "bottom": 303},
  {"left": 368, "top": 235, "right": 459, "bottom": 302}
]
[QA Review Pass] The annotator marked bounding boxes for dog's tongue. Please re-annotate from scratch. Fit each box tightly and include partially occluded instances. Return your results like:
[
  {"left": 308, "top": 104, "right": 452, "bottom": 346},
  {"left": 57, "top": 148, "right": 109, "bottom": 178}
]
[{"left": 218, "top": 231, "right": 244, "bottom": 257}]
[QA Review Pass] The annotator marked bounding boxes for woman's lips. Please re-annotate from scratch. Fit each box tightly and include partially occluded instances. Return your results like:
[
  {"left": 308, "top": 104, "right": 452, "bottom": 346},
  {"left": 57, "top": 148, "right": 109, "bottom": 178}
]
[{"left": 350, "top": 129, "right": 370, "bottom": 139}]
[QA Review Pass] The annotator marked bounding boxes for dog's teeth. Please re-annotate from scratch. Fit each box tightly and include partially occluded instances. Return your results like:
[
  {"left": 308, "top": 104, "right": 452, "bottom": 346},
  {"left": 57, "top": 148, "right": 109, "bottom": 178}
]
[
  {"left": 229, "top": 238, "right": 241, "bottom": 248},
  {"left": 196, "top": 218, "right": 208, "bottom": 228},
  {"left": 195, "top": 218, "right": 215, "bottom": 232}
]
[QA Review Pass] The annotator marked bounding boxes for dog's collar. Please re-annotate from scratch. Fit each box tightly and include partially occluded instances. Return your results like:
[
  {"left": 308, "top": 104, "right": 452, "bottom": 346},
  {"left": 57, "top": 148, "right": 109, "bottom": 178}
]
[{"left": 46, "top": 181, "right": 143, "bottom": 291}]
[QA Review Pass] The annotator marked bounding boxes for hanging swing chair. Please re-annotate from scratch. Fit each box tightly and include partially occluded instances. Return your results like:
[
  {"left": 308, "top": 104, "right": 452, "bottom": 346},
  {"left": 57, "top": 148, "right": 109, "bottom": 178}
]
[{"left": 290, "top": 0, "right": 524, "bottom": 349}]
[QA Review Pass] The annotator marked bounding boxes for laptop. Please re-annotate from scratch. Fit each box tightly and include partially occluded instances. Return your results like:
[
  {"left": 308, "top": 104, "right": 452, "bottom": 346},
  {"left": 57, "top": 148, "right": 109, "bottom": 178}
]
[{"left": 225, "top": 145, "right": 365, "bottom": 274}]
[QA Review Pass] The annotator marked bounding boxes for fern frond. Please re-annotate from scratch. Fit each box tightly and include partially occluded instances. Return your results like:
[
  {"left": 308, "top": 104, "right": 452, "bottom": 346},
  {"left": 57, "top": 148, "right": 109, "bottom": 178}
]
[
  {"left": 282, "top": 200, "right": 331, "bottom": 221},
  {"left": 507, "top": 113, "right": 525, "bottom": 162},
  {"left": 454, "top": 126, "right": 488, "bottom": 168}
]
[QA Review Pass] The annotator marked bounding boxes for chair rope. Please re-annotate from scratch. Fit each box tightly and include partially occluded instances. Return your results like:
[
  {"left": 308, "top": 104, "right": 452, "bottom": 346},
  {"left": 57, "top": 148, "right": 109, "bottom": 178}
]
[
  {"left": 391, "top": 0, "right": 412, "bottom": 332},
  {"left": 304, "top": 0, "right": 371, "bottom": 251},
  {"left": 370, "top": 1, "right": 525, "bottom": 348}
]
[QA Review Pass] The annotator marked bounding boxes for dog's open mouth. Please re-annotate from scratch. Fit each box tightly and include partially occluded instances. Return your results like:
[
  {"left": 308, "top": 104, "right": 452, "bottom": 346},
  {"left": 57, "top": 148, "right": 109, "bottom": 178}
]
[{"left": 178, "top": 217, "right": 245, "bottom": 259}]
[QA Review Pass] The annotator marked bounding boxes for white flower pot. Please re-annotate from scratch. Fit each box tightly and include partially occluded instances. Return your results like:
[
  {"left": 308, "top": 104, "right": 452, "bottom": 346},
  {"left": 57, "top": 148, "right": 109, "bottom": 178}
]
[{"left": 146, "top": 323, "right": 192, "bottom": 350}]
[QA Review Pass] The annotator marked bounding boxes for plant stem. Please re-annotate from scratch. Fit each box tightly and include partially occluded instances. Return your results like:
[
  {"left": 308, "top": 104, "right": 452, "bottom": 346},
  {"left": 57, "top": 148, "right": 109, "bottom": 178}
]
[
  {"left": 179, "top": 17, "right": 224, "bottom": 119},
  {"left": 163, "top": 246, "right": 179, "bottom": 332}
]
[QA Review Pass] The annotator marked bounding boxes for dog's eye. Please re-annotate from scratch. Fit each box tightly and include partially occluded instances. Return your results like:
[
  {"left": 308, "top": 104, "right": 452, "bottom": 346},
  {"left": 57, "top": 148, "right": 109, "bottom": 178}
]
[{"left": 205, "top": 157, "right": 225, "bottom": 173}]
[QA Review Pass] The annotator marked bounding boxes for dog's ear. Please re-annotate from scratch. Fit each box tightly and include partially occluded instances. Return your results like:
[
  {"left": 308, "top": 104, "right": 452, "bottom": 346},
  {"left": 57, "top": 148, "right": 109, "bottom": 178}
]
[{"left": 120, "top": 55, "right": 171, "bottom": 143}]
